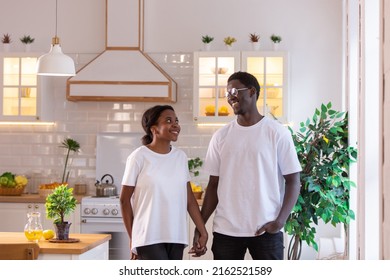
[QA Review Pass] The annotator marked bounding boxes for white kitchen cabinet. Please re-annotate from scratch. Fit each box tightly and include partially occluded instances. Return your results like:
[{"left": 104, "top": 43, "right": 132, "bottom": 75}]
[
  {"left": 193, "top": 52, "right": 239, "bottom": 124},
  {"left": 0, "top": 53, "right": 53, "bottom": 122},
  {"left": 0, "top": 202, "right": 80, "bottom": 233},
  {"left": 193, "top": 51, "right": 289, "bottom": 124}
]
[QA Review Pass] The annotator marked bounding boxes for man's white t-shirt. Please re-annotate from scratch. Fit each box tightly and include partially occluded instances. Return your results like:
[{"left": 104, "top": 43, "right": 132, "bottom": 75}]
[
  {"left": 121, "top": 145, "right": 191, "bottom": 253},
  {"left": 204, "top": 117, "right": 302, "bottom": 237}
]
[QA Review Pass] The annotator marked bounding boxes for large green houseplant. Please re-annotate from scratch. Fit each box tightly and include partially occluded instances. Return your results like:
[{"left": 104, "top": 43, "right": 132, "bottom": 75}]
[
  {"left": 284, "top": 102, "right": 357, "bottom": 260},
  {"left": 45, "top": 184, "right": 77, "bottom": 240}
]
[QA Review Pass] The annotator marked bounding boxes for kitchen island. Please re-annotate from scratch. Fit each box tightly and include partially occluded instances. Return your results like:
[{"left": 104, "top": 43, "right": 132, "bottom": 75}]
[{"left": 0, "top": 232, "right": 111, "bottom": 260}]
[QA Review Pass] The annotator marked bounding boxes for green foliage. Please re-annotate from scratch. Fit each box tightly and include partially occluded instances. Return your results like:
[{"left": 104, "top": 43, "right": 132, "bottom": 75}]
[
  {"left": 20, "top": 35, "right": 34, "bottom": 44},
  {"left": 188, "top": 157, "right": 203, "bottom": 177},
  {"left": 60, "top": 138, "right": 80, "bottom": 183},
  {"left": 45, "top": 184, "right": 77, "bottom": 224},
  {"left": 284, "top": 102, "right": 357, "bottom": 252},
  {"left": 223, "top": 36, "right": 237, "bottom": 46},
  {"left": 270, "top": 34, "right": 282, "bottom": 43},
  {"left": 202, "top": 35, "right": 214, "bottom": 44}
]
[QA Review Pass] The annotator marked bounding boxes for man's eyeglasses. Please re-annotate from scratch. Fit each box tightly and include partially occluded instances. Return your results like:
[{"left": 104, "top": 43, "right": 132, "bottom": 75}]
[{"left": 225, "top": 87, "right": 249, "bottom": 98}]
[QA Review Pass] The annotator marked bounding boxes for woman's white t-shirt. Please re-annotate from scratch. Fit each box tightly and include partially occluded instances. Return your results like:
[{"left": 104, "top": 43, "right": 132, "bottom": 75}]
[
  {"left": 121, "top": 145, "right": 191, "bottom": 253},
  {"left": 204, "top": 117, "right": 302, "bottom": 237}
]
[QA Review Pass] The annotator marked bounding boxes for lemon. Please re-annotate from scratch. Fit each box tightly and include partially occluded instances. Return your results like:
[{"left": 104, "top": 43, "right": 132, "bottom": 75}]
[
  {"left": 205, "top": 105, "right": 215, "bottom": 114},
  {"left": 43, "top": 229, "right": 55, "bottom": 240},
  {"left": 218, "top": 106, "right": 229, "bottom": 113},
  {"left": 190, "top": 182, "right": 202, "bottom": 192},
  {"left": 190, "top": 182, "right": 196, "bottom": 191}
]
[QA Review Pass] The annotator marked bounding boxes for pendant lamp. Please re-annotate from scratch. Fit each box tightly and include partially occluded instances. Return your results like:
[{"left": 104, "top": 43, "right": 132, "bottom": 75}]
[{"left": 36, "top": 0, "right": 75, "bottom": 76}]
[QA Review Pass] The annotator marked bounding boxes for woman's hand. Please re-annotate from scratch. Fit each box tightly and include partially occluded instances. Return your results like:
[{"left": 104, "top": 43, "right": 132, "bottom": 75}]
[{"left": 188, "top": 228, "right": 208, "bottom": 257}]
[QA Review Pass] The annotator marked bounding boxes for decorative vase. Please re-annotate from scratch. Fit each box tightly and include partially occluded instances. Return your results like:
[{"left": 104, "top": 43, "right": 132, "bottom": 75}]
[
  {"left": 251, "top": 42, "right": 260, "bottom": 51},
  {"left": 273, "top": 42, "right": 280, "bottom": 51},
  {"left": 226, "top": 45, "right": 233, "bottom": 51},
  {"left": 24, "top": 212, "right": 43, "bottom": 243},
  {"left": 54, "top": 222, "right": 72, "bottom": 240}
]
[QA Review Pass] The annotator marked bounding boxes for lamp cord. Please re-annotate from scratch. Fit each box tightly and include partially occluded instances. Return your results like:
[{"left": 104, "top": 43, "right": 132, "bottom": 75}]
[{"left": 55, "top": 0, "right": 58, "bottom": 37}]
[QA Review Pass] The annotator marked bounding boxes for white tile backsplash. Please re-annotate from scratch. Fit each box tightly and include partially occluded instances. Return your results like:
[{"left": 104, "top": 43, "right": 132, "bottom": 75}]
[{"left": 0, "top": 52, "right": 217, "bottom": 194}]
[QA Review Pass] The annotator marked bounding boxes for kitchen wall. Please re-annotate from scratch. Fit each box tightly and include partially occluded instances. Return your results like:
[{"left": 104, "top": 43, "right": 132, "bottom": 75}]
[
  {"left": 0, "top": 0, "right": 344, "bottom": 259},
  {"left": 0, "top": 0, "right": 344, "bottom": 181}
]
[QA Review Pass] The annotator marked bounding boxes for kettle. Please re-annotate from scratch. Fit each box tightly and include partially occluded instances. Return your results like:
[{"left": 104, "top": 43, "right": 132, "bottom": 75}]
[{"left": 95, "top": 174, "right": 117, "bottom": 197}]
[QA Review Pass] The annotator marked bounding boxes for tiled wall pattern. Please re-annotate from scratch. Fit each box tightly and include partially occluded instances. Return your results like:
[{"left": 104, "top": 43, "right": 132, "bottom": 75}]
[{"left": 0, "top": 52, "right": 219, "bottom": 193}]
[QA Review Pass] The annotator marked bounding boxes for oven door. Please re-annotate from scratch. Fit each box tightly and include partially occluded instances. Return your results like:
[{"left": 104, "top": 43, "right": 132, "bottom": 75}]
[{"left": 81, "top": 217, "right": 130, "bottom": 260}]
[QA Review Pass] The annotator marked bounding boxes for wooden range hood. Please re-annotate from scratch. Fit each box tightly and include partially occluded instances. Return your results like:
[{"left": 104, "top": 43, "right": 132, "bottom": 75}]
[{"left": 66, "top": 0, "right": 177, "bottom": 102}]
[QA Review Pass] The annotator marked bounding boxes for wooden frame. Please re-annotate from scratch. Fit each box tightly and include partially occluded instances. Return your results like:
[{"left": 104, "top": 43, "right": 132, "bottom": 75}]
[{"left": 66, "top": 0, "right": 177, "bottom": 102}]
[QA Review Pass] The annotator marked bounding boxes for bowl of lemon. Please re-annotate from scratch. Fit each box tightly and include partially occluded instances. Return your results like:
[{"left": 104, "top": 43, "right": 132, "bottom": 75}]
[
  {"left": 205, "top": 105, "right": 229, "bottom": 116},
  {"left": 190, "top": 182, "right": 203, "bottom": 199}
]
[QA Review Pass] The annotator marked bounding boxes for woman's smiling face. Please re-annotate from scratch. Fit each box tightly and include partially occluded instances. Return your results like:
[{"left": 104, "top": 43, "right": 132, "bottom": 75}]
[{"left": 153, "top": 109, "right": 180, "bottom": 142}]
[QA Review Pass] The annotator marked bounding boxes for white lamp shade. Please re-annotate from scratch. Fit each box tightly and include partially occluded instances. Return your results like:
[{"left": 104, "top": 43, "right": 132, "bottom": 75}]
[{"left": 36, "top": 44, "right": 75, "bottom": 76}]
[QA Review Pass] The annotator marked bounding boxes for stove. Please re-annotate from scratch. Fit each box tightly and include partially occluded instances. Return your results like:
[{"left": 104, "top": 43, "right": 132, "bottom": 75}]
[
  {"left": 81, "top": 196, "right": 122, "bottom": 218},
  {"left": 80, "top": 196, "right": 130, "bottom": 260}
]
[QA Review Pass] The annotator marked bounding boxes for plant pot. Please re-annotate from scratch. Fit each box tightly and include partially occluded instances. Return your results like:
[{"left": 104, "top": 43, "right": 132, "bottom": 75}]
[
  {"left": 3, "top": 43, "right": 10, "bottom": 52},
  {"left": 24, "top": 44, "right": 31, "bottom": 52},
  {"left": 251, "top": 42, "right": 260, "bottom": 51},
  {"left": 273, "top": 42, "right": 279, "bottom": 51},
  {"left": 226, "top": 45, "right": 233, "bottom": 51},
  {"left": 203, "top": 43, "right": 211, "bottom": 51},
  {"left": 54, "top": 222, "right": 72, "bottom": 240}
]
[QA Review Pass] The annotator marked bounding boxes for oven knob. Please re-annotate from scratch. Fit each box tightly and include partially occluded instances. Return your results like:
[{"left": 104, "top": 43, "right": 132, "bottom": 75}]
[
  {"left": 84, "top": 208, "right": 91, "bottom": 215},
  {"left": 103, "top": 209, "right": 110, "bottom": 215},
  {"left": 111, "top": 209, "right": 118, "bottom": 216},
  {"left": 92, "top": 208, "right": 98, "bottom": 215}
]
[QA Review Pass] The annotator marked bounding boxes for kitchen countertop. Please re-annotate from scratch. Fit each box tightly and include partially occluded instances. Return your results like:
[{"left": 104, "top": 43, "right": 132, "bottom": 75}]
[
  {"left": 0, "top": 194, "right": 85, "bottom": 203},
  {"left": 0, "top": 232, "right": 111, "bottom": 255},
  {"left": 0, "top": 194, "right": 203, "bottom": 205},
  {"left": 0, "top": 194, "right": 203, "bottom": 206}
]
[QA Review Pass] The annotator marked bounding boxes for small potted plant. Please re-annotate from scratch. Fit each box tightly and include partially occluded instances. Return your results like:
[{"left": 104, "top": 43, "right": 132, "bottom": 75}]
[
  {"left": 249, "top": 33, "right": 260, "bottom": 51},
  {"left": 60, "top": 137, "right": 81, "bottom": 184},
  {"left": 45, "top": 184, "right": 77, "bottom": 240},
  {"left": 223, "top": 36, "right": 237, "bottom": 50},
  {"left": 20, "top": 35, "right": 35, "bottom": 52},
  {"left": 2, "top": 33, "right": 11, "bottom": 52},
  {"left": 188, "top": 157, "right": 204, "bottom": 199},
  {"left": 201, "top": 35, "right": 214, "bottom": 51},
  {"left": 270, "top": 34, "right": 282, "bottom": 50}
]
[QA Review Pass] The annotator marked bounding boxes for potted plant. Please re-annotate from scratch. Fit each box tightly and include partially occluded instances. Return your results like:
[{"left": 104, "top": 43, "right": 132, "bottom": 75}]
[
  {"left": 284, "top": 102, "right": 358, "bottom": 259},
  {"left": 202, "top": 35, "right": 214, "bottom": 51},
  {"left": 45, "top": 184, "right": 77, "bottom": 240},
  {"left": 249, "top": 33, "right": 260, "bottom": 50},
  {"left": 60, "top": 138, "right": 81, "bottom": 183},
  {"left": 270, "top": 34, "right": 282, "bottom": 50},
  {"left": 188, "top": 157, "right": 204, "bottom": 199},
  {"left": 223, "top": 36, "right": 237, "bottom": 50},
  {"left": 20, "top": 35, "right": 34, "bottom": 52},
  {"left": 202, "top": 35, "right": 214, "bottom": 44},
  {"left": 2, "top": 33, "right": 11, "bottom": 52}
]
